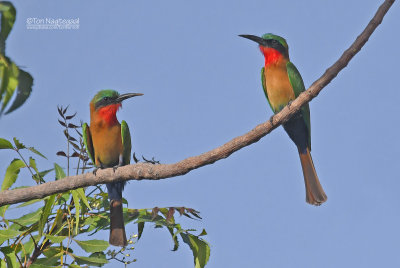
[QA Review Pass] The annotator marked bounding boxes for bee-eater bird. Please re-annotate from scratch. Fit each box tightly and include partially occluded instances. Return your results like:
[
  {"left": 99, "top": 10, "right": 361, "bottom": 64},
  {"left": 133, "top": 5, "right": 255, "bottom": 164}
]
[
  {"left": 83, "top": 89, "right": 143, "bottom": 246},
  {"left": 239, "top": 33, "right": 327, "bottom": 206}
]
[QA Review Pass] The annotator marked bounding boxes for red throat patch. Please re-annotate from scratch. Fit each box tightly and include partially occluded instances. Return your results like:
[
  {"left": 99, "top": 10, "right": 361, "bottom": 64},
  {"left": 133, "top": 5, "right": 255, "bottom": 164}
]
[
  {"left": 259, "top": 46, "right": 284, "bottom": 65},
  {"left": 98, "top": 103, "right": 121, "bottom": 125}
]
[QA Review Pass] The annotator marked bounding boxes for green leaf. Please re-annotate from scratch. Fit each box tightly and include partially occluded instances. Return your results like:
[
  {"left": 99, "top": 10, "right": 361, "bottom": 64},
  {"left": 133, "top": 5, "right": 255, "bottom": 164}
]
[
  {"left": 34, "top": 252, "right": 62, "bottom": 266},
  {"left": 28, "top": 146, "right": 46, "bottom": 159},
  {"left": 71, "top": 189, "right": 80, "bottom": 234},
  {"left": 0, "top": 138, "right": 13, "bottom": 149},
  {"left": 0, "top": 205, "right": 8, "bottom": 218},
  {"left": 181, "top": 233, "right": 210, "bottom": 268},
  {"left": 0, "top": 229, "right": 22, "bottom": 244},
  {"left": 0, "top": 59, "right": 18, "bottom": 114},
  {"left": 42, "top": 246, "right": 62, "bottom": 258},
  {"left": 73, "top": 254, "right": 109, "bottom": 266},
  {"left": 198, "top": 229, "right": 207, "bottom": 236},
  {"left": 29, "top": 157, "right": 38, "bottom": 172},
  {"left": 10, "top": 209, "right": 42, "bottom": 226},
  {"left": 0, "top": 259, "right": 6, "bottom": 268},
  {"left": 33, "top": 168, "right": 53, "bottom": 183},
  {"left": 0, "top": 62, "right": 9, "bottom": 101},
  {"left": 168, "top": 226, "right": 179, "bottom": 251},
  {"left": 30, "top": 264, "right": 57, "bottom": 268},
  {"left": 16, "top": 198, "right": 43, "bottom": 208},
  {"left": 54, "top": 163, "right": 65, "bottom": 180},
  {"left": 73, "top": 239, "right": 109, "bottom": 253},
  {"left": 82, "top": 213, "right": 110, "bottom": 235},
  {"left": 13, "top": 137, "right": 25, "bottom": 149},
  {"left": 5, "top": 69, "right": 33, "bottom": 115},
  {"left": 45, "top": 234, "right": 67, "bottom": 244},
  {"left": 0, "top": 246, "right": 17, "bottom": 268},
  {"left": 89, "top": 251, "right": 107, "bottom": 259},
  {"left": 0, "top": 2, "right": 16, "bottom": 43},
  {"left": 138, "top": 221, "right": 144, "bottom": 240},
  {"left": 1, "top": 158, "right": 25, "bottom": 190},
  {"left": 38, "top": 194, "right": 55, "bottom": 236},
  {"left": 29, "top": 157, "right": 45, "bottom": 183},
  {"left": 75, "top": 187, "right": 91, "bottom": 210},
  {"left": 68, "top": 264, "right": 82, "bottom": 268},
  {"left": 29, "top": 157, "right": 42, "bottom": 183},
  {"left": 49, "top": 208, "right": 64, "bottom": 236}
]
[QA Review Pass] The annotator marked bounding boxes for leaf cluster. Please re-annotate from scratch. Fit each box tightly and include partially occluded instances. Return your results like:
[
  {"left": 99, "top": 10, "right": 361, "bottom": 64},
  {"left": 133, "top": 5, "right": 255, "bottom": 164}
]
[{"left": 0, "top": 2, "right": 33, "bottom": 116}]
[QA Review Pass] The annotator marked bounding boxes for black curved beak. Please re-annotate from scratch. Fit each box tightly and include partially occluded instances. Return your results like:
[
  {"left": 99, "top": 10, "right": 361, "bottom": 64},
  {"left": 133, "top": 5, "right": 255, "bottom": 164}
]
[
  {"left": 116, "top": 93, "right": 143, "bottom": 103},
  {"left": 239, "top": 34, "right": 267, "bottom": 46}
]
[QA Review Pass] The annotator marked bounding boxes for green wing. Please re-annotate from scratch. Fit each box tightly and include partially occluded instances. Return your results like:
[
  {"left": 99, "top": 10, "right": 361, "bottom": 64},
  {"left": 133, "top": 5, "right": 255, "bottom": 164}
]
[
  {"left": 286, "top": 61, "right": 311, "bottom": 150},
  {"left": 121, "top": 120, "right": 132, "bottom": 165},
  {"left": 82, "top": 123, "right": 95, "bottom": 165},
  {"left": 261, "top": 67, "right": 275, "bottom": 113}
]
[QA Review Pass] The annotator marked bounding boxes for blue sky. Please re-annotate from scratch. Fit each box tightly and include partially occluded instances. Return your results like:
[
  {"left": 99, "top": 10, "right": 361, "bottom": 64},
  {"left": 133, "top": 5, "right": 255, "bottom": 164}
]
[{"left": 1, "top": 0, "right": 399, "bottom": 267}]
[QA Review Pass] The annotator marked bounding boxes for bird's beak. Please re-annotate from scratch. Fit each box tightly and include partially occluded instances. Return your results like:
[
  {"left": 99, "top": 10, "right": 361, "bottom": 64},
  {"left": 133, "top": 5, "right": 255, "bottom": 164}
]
[
  {"left": 239, "top": 34, "right": 266, "bottom": 46},
  {"left": 116, "top": 93, "right": 144, "bottom": 103}
]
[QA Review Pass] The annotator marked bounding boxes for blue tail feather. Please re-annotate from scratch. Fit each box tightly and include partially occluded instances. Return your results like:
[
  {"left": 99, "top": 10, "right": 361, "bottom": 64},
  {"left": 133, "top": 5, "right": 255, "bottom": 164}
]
[{"left": 106, "top": 182, "right": 126, "bottom": 200}]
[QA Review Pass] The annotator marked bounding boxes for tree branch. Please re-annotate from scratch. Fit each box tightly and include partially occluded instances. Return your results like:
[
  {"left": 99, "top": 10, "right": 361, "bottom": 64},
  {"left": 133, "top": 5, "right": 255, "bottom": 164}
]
[{"left": 0, "top": 0, "right": 394, "bottom": 207}]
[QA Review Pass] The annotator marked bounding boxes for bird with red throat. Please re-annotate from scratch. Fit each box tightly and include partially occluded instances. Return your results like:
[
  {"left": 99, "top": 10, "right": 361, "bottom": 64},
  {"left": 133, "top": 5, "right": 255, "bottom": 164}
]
[
  {"left": 239, "top": 33, "right": 327, "bottom": 205},
  {"left": 83, "top": 89, "right": 143, "bottom": 246}
]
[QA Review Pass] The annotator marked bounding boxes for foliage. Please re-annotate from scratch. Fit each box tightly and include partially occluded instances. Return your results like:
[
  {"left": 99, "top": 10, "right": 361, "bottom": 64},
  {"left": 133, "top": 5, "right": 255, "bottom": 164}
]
[
  {"left": 0, "top": 1, "right": 33, "bottom": 116},
  {"left": 0, "top": 107, "right": 210, "bottom": 267}
]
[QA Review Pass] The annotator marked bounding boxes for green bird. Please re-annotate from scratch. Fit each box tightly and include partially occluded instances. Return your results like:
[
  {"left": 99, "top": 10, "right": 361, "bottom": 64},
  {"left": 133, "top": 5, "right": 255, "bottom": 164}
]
[
  {"left": 239, "top": 33, "right": 327, "bottom": 205},
  {"left": 83, "top": 89, "right": 143, "bottom": 246}
]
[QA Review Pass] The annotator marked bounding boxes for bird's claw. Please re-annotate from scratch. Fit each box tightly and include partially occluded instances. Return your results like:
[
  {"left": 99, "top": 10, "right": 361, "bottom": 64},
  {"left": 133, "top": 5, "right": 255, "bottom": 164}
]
[
  {"left": 142, "top": 155, "right": 160, "bottom": 165},
  {"left": 93, "top": 167, "right": 99, "bottom": 176},
  {"left": 287, "top": 100, "right": 293, "bottom": 108},
  {"left": 112, "top": 164, "right": 122, "bottom": 173},
  {"left": 269, "top": 116, "right": 274, "bottom": 126}
]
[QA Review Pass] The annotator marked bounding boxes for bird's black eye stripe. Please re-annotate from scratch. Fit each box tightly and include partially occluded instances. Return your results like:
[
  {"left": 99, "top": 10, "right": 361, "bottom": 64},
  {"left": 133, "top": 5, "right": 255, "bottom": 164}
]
[
  {"left": 95, "top": 96, "right": 114, "bottom": 109},
  {"left": 267, "top": 39, "right": 288, "bottom": 58}
]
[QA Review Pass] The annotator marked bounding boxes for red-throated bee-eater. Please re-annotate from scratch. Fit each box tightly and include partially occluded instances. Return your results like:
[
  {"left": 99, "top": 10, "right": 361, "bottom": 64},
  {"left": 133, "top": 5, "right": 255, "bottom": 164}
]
[
  {"left": 83, "top": 89, "right": 143, "bottom": 246},
  {"left": 239, "top": 33, "right": 327, "bottom": 205}
]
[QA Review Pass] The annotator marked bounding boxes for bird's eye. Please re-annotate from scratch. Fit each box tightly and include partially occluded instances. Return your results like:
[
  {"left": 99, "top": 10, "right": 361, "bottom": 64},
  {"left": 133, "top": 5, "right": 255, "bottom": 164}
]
[{"left": 103, "top": 97, "right": 109, "bottom": 101}]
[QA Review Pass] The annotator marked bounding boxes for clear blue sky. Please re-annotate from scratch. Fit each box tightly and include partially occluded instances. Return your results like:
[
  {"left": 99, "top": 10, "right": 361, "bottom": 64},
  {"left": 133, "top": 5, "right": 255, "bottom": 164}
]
[{"left": 1, "top": 0, "right": 399, "bottom": 267}]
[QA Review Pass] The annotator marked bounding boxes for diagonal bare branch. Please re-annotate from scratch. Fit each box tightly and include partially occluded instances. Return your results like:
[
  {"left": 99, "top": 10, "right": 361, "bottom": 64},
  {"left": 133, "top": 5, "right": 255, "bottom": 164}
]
[{"left": 0, "top": 0, "right": 395, "bottom": 207}]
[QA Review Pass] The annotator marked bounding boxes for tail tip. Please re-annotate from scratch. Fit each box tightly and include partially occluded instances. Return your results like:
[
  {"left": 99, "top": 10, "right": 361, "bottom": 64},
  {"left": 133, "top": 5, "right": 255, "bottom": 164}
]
[{"left": 306, "top": 194, "right": 327, "bottom": 206}]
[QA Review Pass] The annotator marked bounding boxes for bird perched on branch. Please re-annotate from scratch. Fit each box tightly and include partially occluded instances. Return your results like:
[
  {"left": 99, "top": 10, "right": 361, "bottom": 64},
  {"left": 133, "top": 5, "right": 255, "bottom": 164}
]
[
  {"left": 83, "top": 89, "right": 143, "bottom": 246},
  {"left": 239, "top": 33, "right": 327, "bottom": 205}
]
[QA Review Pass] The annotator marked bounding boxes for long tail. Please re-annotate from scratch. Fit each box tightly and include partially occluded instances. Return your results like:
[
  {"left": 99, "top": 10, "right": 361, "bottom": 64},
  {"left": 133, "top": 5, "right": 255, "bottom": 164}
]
[
  {"left": 109, "top": 199, "right": 127, "bottom": 246},
  {"left": 298, "top": 148, "right": 327, "bottom": 206}
]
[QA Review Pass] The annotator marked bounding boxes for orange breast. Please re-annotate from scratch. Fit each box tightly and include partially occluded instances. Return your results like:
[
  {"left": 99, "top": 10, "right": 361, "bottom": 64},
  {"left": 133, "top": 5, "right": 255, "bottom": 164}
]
[
  {"left": 264, "top": 63, "right": 295, "bottom": 112},
  {"left": 90, "top": 121, "right": 123, "bottom": 167}
]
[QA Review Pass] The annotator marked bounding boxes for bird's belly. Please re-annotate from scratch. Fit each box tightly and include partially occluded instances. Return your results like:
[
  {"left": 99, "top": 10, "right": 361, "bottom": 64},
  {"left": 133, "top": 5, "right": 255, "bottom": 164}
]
[
  {"left": 91, "top": 125, "right": 123, "bottom": 167},
  {"left": 265, "top": 67, "right": 295, "bottom": 112}
]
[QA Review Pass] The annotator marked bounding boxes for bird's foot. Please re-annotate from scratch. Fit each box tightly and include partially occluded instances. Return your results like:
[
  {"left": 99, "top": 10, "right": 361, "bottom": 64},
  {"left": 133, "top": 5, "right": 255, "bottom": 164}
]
[
  {"left": 269, "top": 116, "right": 274, "bottom": 126},
  {"left": 287, "top": 100, "right": 293, "bottom": 108},
  {"left": 93, "top": 162, "right": 105, "bottom": 175},
  {"left": 142, "top": 155, "right": 160, "bottom": 165},
  {"left": 112, "top": 164, "right": 123, "bottom": 173}
]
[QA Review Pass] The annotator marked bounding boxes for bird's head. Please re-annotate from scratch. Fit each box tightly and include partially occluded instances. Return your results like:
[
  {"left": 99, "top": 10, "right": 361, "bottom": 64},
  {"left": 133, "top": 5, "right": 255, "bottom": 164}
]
[
  {"left": 90, "top": 89, "right": 143, "bottom": 124},
  {"left": 239, "top": 33, "right": 289, "bottom": 65}
]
